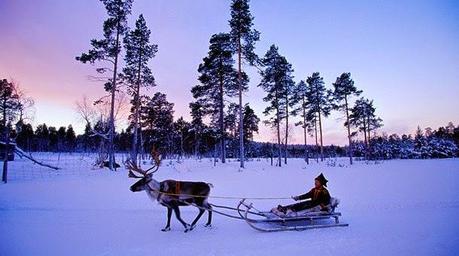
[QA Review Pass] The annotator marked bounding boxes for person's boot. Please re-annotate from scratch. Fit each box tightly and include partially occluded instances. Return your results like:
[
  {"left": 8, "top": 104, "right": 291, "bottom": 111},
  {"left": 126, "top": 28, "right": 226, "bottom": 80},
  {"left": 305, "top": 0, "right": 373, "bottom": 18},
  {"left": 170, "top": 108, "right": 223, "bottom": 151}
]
[{"left": 277, "top": 205, "right": 287, "bottom": 214}]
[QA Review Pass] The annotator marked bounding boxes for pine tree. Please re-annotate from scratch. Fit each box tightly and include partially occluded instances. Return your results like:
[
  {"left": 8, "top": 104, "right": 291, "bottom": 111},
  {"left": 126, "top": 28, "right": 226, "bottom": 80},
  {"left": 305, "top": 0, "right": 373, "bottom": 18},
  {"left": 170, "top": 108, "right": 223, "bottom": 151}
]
[
  {"left": 0, "top": 79, "right": 21, "bottom": 132},
  {"left": 306, "top": 72, "right": 331, "bottom": 161},
  {"left": 80, "top": 123, "right": 93, "bottom": 152},
  {"left": 141, "top": 92, "right": 174, "bottom": 155},
  {"left": 16, "top": 122, "right": 34, "bottom": 151},
  {"left": 224, "top": 103, "right": 239, "bottom": 138},
  {"left": 242, "top": 103, "right": 260, "bottom": 143},
  {"left": 48, "top": 127, "right": 58, "bottom": 151},
  {"left": 291, "top": 80, "right": 310, "bottom": 164},
  {"left": 258, "top": 45, "right": 292, "bottom": 167},
  {"left": 189, "top": 101, "right": 206, "bottom": 158},
  {"left": 192, "top": 33, "right": 245, "bottom": 164},
  {"left": 414, "top": 126, "right": 429, "bottom": 158},
  {"left": 331, "top": 72, "right": 362, "bottom": 164},
  {"left": 173, "top": 117, "right": 190, "bottom": 158},
  {"left": 229, "top": 0, "right": 260, "bottom": 168},
  {"left": 123, "top": 14, "right": 158, "bottom": 165},
  {"left": 35, "top": 124, "right": 49, "bottom": 152},
  {"left": 57, "top": 126, "right": 66, "bottom": 151},
  {"left": 76, "top": 0, "right": 133, "bottom": 170},
  {"left": 348, "top": 97, "right": 383, "bottom": 158},
  {"left": 66, "top": 125, "right": 76, "bottom": 151}
]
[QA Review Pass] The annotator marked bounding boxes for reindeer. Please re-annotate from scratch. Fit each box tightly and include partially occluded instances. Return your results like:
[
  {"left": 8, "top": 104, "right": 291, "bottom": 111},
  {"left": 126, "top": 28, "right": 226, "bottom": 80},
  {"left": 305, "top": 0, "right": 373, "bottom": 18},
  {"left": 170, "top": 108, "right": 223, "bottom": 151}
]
[{"left": 126, "top": 152, "right": 212, "bottom": 232}]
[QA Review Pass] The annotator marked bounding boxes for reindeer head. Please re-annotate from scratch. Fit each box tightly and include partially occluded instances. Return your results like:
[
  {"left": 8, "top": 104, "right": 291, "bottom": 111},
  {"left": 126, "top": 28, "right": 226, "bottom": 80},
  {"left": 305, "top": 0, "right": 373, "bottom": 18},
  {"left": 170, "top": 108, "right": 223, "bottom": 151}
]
[{"left": 126, "top": 148, "right": 161, "bottom": 192}]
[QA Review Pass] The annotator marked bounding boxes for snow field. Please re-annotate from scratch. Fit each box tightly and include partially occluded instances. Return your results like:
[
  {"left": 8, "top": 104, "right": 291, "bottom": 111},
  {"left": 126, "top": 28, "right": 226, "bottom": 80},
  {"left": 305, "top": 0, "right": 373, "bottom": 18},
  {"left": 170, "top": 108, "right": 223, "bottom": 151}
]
[{"left": 1, "top": 156, "right": 458, "bottom": 255}]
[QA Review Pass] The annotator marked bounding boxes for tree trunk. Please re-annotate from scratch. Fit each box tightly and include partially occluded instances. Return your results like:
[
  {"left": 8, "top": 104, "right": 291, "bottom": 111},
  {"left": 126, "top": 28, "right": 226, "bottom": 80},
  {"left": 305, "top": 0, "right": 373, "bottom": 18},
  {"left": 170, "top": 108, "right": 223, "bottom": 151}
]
[
  {"left": 318, "top": 108, "right": 324, "bottom": 161},
  {"left": 302, "top": 97, "right": 309, "bottom": 164},
  {"left": 270, "top": 143, "right": 273, "bottom": 166},
  {"left": 218, "top": 65, "right": 226, "bottom": 164},
  {"left": 139, "top": 127, "right": 144, "bottom": 165},
  {"left": 363, "top": 118, "right": 368, "bottom": 160},
  {"left": 237, "top": 37, "right": 244, "bottom": 168},
  {"left": 131, "top": 48, "right": 143, "bottom": 165},
  {"left": 194, "top": 132, "right": 198, "bottom": 158},
  {"left": 276, "top": 112, "right": 281, "bottom": 167},
  {"left": 274, "top": 87, "right": 282, "bottom": 167},
  {"left": 2, "top": 126, "right": 9, "bottom": 184},
  {"left": 367, "top": 116, "right": 371, "bottom": 158},
  {"left": 213, "top": 143, "right": 217, "bottom": 166},
  {"left": 108, "top": 20, "right": 121, "bottom": 171},
  {"left": 314, "top": 117, "right": 319, "bottom": 163},
  {"left": 344, "top": 95, "right": 353, "bottom": 165},
  {"left": 284, "top": 95, "right": 288, "bottom": 165},
  {"left": 315, "top": 81, "right": 324, "bottom": 161},
  {"left": 2, "top": 100, "right": 8, "bottom": 183},
  {"left": 180, "top": 129, "right": 184, "bottom": 159}
]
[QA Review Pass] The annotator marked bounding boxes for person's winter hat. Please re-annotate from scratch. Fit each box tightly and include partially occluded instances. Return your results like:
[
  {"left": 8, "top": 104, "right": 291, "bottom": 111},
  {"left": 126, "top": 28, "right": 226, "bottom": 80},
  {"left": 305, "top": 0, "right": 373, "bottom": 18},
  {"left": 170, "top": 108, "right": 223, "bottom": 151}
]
[{"left": 315, "top": 173, "right": 328, "bottom": 187}]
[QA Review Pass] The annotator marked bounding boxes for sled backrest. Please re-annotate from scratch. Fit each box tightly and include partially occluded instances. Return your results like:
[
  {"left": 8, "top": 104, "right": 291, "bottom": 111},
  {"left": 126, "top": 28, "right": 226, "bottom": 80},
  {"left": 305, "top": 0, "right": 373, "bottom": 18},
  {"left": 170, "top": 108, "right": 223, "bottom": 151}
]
[{"left": 329, "top": 197, "right": 340, "bottom": 212}]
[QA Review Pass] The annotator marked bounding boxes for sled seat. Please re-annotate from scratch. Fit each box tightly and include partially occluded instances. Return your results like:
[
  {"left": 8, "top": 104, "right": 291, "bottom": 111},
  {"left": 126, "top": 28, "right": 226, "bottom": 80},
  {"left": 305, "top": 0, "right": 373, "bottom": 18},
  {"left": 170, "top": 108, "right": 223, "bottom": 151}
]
[{"left": 268, "top": 197, "right": 342, "bottom": 219}]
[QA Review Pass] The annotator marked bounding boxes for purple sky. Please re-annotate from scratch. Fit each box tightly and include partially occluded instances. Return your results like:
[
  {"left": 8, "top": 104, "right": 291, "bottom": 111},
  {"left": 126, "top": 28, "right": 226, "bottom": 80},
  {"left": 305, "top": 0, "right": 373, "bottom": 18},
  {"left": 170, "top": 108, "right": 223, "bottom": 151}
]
[{"left": 1, "top": 0, "right": 458, "bottom": 145}]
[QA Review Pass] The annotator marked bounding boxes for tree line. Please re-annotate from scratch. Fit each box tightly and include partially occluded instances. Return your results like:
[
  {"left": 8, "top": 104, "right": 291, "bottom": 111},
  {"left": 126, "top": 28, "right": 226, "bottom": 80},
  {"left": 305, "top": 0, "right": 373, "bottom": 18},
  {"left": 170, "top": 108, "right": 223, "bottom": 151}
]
[
  {"left": 7, "top": 119, "right": 459, "bottom": 161},
  {"left": 1, "top": 77, "right": 457, "bottom": 163}
]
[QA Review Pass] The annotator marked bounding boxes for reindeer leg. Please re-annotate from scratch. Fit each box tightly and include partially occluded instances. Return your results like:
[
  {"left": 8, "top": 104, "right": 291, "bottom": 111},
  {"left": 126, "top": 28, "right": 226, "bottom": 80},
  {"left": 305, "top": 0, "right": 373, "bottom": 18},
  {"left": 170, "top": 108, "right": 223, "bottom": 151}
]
[
  {"left": 161, "top": 207, "right": 172, "bottom": 232},
  {"left": 204, "top": 202, "right": 212, "bottom": 227},
  {"left": 172, "top": 205, "right": 191, "bottom": 232},
  {"left": 190, "top": 208, "right": 205, "bottom": 230}
]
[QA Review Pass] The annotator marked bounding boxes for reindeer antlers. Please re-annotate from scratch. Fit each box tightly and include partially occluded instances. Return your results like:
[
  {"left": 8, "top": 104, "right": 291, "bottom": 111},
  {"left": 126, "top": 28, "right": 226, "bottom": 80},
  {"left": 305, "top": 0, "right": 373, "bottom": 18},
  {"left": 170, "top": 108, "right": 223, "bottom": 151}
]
[
  {"left": 126, "top": 147, "right": 162, "bottom": 178},
  {"left": 125, "top": 160, "right": 146, "bottom": 178}
]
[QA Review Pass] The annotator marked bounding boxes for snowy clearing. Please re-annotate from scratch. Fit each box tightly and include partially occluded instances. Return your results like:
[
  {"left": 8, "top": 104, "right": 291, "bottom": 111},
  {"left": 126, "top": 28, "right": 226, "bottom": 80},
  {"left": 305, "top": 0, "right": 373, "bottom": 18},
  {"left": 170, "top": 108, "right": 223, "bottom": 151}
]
[{"left": 1, "top": 155, "right": 459, "bottom": 256}]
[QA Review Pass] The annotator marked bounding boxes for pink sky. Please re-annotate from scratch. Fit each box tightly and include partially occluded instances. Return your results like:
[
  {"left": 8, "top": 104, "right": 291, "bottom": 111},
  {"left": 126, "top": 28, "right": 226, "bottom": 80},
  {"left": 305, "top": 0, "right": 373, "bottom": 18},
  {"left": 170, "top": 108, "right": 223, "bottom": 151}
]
[{"left": 1, "top": 0, "right": 458, "bottom": 146}]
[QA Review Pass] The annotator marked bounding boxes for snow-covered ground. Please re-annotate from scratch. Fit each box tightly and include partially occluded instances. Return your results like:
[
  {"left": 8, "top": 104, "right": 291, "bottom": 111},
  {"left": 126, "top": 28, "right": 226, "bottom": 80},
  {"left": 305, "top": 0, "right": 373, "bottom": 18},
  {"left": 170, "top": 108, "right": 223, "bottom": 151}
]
[{"left": 1, "top": 154, "right": 459, "bottom": 256}]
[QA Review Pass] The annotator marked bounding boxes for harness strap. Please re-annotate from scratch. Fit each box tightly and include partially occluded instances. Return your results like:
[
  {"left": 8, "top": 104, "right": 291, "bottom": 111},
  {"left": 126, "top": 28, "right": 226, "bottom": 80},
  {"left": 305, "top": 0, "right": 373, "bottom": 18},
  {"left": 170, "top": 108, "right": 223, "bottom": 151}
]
[{"left": 175, "top": 181, "right": 181, "bottom": 195}]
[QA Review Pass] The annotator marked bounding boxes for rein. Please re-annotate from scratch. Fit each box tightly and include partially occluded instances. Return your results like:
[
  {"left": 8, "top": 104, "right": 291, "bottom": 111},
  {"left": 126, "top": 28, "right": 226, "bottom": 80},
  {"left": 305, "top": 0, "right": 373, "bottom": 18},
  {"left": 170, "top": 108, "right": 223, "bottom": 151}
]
[
  {"left": 146, "top": 183, "right": 290, "bottom": 200},
  {"left": 145, "top": 183, "right": 269, "bottom": 220}
]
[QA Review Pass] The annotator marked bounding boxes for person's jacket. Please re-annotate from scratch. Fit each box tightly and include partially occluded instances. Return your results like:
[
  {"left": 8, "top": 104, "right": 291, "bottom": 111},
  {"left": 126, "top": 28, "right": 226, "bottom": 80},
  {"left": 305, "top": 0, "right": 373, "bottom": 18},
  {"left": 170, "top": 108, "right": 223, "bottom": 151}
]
[{"left": 296, "top": 187, "right": 331, "bottom": 208}]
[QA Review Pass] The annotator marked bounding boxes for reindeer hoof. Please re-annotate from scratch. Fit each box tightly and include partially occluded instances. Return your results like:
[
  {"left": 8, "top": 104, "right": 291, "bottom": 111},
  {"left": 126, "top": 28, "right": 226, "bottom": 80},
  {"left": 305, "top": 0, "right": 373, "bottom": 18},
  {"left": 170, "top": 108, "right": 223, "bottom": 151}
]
[
  {"left": 161, "top": 227, "right": 171, "bottom": 232},
  {"left": 204, "top": 224, "right": 212, "bottom": 228},
  {"left": 184, "top": 224, "right": 192, "bottom": 233}
]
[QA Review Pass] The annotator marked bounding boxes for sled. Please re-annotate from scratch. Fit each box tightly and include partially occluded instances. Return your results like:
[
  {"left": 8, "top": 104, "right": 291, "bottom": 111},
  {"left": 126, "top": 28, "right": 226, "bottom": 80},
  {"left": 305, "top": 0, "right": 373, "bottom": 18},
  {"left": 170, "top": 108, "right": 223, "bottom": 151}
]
[{"left": 237, "top": 198, "right": 349, "bottom": 232}]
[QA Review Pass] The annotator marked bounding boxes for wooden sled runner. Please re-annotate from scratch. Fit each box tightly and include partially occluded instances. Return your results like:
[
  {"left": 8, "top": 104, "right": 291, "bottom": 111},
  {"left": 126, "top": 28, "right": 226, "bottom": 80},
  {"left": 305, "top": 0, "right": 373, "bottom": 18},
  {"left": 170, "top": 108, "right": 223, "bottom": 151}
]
[{"left": 237, "top": 198, "right": 349, "bottom": 232}]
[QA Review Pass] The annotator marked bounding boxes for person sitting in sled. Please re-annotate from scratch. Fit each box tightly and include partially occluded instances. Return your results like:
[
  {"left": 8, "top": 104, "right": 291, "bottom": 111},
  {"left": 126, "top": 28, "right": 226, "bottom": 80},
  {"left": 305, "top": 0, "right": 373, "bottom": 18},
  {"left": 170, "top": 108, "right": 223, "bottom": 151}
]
[{"left": 275, "top": 173, "right": 331, "bottom": 215}]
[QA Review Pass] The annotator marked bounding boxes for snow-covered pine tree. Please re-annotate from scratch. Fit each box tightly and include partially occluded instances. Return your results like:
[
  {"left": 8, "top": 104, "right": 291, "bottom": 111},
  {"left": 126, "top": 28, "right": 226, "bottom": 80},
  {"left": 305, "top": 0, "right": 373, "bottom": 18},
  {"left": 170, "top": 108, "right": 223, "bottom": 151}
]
[
  {"left": 331, "top": 72, "right": 362, "bottom": 164},
  {"left": 191, "top": 33, "right": 246, "bottom": 164},
  {"left": 258, "top": 45, "right": 292, "bottom": 167},
  {"left": 306, "top": 72, "right": 331, "bottom": 162},
  {"left": 229, "top": 0, "right": 260, "bottom": 168},
  {"left": 123, "top": 14, "right": 158, "bottom": 165},
  {"left": 76, "top": 0, "right": 133, "bottom": 171}
]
